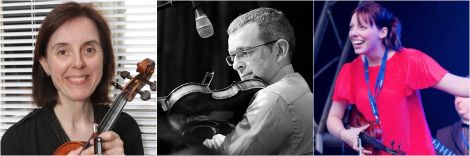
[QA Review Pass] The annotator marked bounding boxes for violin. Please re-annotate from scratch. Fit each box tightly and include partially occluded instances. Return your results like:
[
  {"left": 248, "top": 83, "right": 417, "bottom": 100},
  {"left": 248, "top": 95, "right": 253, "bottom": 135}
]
[
  {"left": 53, "top": 58, "right": 156, "bottom": 155},
  {"left": 343, "top": 105, "right": 405, "bottom": 155},
  {"left": 158, "top": 72, "right": 267, "bottom": 143}
]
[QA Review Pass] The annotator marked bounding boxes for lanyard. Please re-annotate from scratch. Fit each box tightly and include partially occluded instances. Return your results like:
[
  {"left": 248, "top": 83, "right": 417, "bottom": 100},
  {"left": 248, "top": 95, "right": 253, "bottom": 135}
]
[{"left": 363, "top": 48, "right": 388, "bottom": 124}]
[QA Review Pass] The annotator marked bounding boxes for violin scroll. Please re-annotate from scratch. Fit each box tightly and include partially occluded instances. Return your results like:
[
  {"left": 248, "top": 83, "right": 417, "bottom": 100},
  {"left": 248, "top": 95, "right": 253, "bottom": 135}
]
[{"left": 112, "top": 58, "right": 156, "bottom": 101}]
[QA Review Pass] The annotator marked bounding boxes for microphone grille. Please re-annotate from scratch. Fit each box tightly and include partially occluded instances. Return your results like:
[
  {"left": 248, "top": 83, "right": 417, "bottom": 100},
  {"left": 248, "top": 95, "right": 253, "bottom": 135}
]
[{"left": 195, "top": 15, "right": 214, "bottom": 38}]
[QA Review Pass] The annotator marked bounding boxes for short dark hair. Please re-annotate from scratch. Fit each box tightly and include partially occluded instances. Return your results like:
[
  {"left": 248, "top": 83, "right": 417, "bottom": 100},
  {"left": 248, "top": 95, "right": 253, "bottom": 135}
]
[
  {"left": 227, "top": 7, "right": 296, "bottom": 60},
  {"left": 353, "top": 1, "right": 402, "bottom": 51},
  {"left": 32, "top": 2, "right": 115, "bottom": 107}
]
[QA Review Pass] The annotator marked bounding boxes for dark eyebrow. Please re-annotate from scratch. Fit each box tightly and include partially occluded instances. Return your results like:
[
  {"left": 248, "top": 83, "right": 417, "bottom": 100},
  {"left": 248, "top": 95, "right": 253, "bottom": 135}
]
[
  {"left": 51, "top": 40, "right": 101, "bottom": 49},
  {"left": 83, "top": 40, "right": 101, "bottom": 46},
  {"left": 52, "top": 42, "right": 68, "bottom": 48}
]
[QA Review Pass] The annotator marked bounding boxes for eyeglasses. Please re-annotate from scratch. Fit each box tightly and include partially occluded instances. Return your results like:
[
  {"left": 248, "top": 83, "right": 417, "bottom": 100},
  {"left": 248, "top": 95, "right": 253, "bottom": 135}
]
[{"left": 225, "top": 40, "right": 277, "bottom": 66}]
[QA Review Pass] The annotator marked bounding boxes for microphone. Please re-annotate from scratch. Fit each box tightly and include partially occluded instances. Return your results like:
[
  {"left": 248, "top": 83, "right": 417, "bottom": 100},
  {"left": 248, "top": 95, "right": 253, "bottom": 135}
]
[{"left": 191, "top": 1, "right": 214, "bottom": 38}]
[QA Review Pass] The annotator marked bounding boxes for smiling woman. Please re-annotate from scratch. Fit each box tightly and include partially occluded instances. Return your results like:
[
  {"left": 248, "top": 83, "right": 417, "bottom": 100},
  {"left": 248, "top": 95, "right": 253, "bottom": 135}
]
[
  {"left": 0, "top": 2, "right": 144, "bottom": 155},
  {"left": 39, "top": 17, "right": 104, "bottom": 105},
  {"left": 326, "top": 1, "right": 469, "bottom": 155}
]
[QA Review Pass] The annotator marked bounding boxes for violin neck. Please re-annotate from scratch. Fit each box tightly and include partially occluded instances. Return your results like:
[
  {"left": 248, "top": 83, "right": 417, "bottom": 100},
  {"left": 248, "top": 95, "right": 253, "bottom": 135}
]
[{"left": 97, "top": 92, "right": 129, "bottom": 132}]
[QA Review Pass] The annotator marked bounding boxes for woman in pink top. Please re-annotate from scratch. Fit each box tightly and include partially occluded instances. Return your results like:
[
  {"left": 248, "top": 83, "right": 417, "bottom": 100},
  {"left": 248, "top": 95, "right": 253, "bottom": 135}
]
[{"left": 326, "top": 1, "right": 469, "bottom": 155}]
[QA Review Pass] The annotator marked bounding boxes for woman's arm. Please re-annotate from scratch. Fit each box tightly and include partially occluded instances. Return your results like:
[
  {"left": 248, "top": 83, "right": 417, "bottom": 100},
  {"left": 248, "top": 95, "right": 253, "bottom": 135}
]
[
  {"left": 326, "top": 100, "right": 371, "bottom": 154},
  {"left": 326, "top": 100, "right": 348, "bottom": 139},
  {"left": 433, "top": 73, "right": 469, "bottom": 97}
]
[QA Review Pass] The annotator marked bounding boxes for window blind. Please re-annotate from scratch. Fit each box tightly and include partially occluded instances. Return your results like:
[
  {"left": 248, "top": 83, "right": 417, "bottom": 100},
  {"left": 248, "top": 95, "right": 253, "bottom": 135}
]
[{"left": 0, "top": 0, "right": 157, "bottom": 154}]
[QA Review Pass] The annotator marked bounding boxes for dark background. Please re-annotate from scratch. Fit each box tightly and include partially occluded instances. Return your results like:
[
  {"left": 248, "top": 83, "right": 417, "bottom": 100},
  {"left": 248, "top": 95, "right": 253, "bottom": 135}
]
[
  {"left": 157, "top": 1, "right": 313, "bottom": 96},
  {"left": 314, "top": 0, "right": 469, "bottom": 146}
]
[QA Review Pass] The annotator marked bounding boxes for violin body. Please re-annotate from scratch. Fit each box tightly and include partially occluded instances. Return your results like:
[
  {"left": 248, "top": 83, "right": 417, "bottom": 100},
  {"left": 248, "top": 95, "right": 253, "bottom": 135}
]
[
  {"left": 347, "top": 105, "right": 383, "bottom": 142},
  {"left": 344, "top": 105, "right": 405, "bottom": 155},
  {"left": 53, "top": 58, "right": 156, "bottom": 155},
  {"left": 159, "top": 78, "right": 267, "bottom": 143},
  {"left": 53, "top": 141, "right": 86, "bottom": 155},
  {"left": 344, "top": 105, "right": 381, "bottom": 154}
]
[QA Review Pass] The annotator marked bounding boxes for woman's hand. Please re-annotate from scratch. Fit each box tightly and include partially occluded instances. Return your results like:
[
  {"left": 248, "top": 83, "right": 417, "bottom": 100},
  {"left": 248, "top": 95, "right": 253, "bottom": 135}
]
[
  {"left": 67, "top": 131, "right": 124, "bottom": 155},
  {"left": 341, "top": 124, "right": 373, "bottom": 154},
  {"left": 327, "top": 101, "right": 373, "bottom": 154}
]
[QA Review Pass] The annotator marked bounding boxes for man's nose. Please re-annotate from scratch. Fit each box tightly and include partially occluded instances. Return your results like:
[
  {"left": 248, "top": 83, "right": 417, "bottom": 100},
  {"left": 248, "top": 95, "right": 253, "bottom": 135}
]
[{"left": 232, "top": 57, "right": 244, "bottom": 72}]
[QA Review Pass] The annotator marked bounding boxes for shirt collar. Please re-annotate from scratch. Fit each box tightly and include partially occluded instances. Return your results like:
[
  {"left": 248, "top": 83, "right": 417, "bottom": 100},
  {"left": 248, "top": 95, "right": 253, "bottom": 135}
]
[
  {"left": 267, "top": 64, "right": 294, "bottom": 85},
  {"left": 462, "top": 120, "right": 470, "bottom": 127}
]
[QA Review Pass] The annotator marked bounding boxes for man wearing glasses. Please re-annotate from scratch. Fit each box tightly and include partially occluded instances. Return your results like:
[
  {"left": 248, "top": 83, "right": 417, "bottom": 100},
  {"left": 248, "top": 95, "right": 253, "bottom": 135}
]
[{"left": 203, "top": 7, "right": 313, "bottom": 154}]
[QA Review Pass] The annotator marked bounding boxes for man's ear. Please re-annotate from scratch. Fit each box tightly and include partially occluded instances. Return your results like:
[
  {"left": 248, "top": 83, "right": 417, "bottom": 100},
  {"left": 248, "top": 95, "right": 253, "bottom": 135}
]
[
  {"left": 39, "top": 57, "right": 50, "bottom": 76},
  {"left": 379, "top": 27, "right": 388, "bottom": 39},
  {"left": 274, "top": 39, "right": 289, "bottom": 63}
]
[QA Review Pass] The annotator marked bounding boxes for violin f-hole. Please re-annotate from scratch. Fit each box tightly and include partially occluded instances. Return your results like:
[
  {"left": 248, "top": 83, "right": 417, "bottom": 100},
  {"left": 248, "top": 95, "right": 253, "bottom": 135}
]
[{"left": 201, "top": 72, "right": 214, "bottom": 86}]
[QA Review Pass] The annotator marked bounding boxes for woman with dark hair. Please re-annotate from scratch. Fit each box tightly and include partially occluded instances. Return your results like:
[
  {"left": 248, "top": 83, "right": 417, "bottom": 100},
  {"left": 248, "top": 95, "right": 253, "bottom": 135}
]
[
  {"left": 1, "top": 2, "right": 144, "bottom": 155},
  {"left": 326, "top": 1, "right": 469, "bottom": 155}
]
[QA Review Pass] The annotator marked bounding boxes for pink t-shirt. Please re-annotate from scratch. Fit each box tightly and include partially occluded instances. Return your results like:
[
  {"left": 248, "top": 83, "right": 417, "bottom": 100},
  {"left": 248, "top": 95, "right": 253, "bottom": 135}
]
[{"left": 333, "top": 48, "right": 448, "bottom": 154}]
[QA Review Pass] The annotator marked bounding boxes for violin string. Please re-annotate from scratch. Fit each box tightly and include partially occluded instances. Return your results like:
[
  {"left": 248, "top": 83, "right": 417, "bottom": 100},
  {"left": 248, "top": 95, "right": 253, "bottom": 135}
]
[
  {"left": 100, "top": 91, "right": 128, "bottom": 132},
  {"left": 79, "top": 91, "right": 129, "bottom": 154}
]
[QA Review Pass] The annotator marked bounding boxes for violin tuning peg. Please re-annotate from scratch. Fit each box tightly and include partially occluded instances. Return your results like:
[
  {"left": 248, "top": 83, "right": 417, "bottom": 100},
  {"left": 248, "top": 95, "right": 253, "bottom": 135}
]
[
  {"left": 120, "top": 71, "right": 132, "bottom": 79},
  {"left": 149, "top": 81, "right": 156, "bottom": 91},
  {"left": 139, "top": 90, "right": 151, "bottom": 100},
  {"left": 111, "top": 81, "right": 123, "bottom": 90},
  {"left": 141, "top": 79, "right": 156, "bottom": 91}
]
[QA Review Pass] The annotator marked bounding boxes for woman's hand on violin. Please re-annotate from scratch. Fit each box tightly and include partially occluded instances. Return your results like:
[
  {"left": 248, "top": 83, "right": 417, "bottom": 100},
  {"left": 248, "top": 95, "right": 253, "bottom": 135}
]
[
  {"left": 98, "top": 131, "right": 125, "bottom": 154},
  {"left": 67, "top": 131, "right": 124, "bottom": 155},
  {"left": 341, "top": 124, "right": 373, "bottom": 154},
  {"left": 94, "top": 131, "right": 124, "bottom": 155}
]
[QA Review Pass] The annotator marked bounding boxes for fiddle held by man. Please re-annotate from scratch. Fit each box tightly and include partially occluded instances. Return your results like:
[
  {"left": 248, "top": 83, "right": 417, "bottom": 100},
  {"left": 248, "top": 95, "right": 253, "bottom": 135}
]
[
  {"left": 202, "top": 7, "right": 314, "bottom": 155},
  {"left": 159, "top": 72, "right": 267, "bottom": 140}
]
